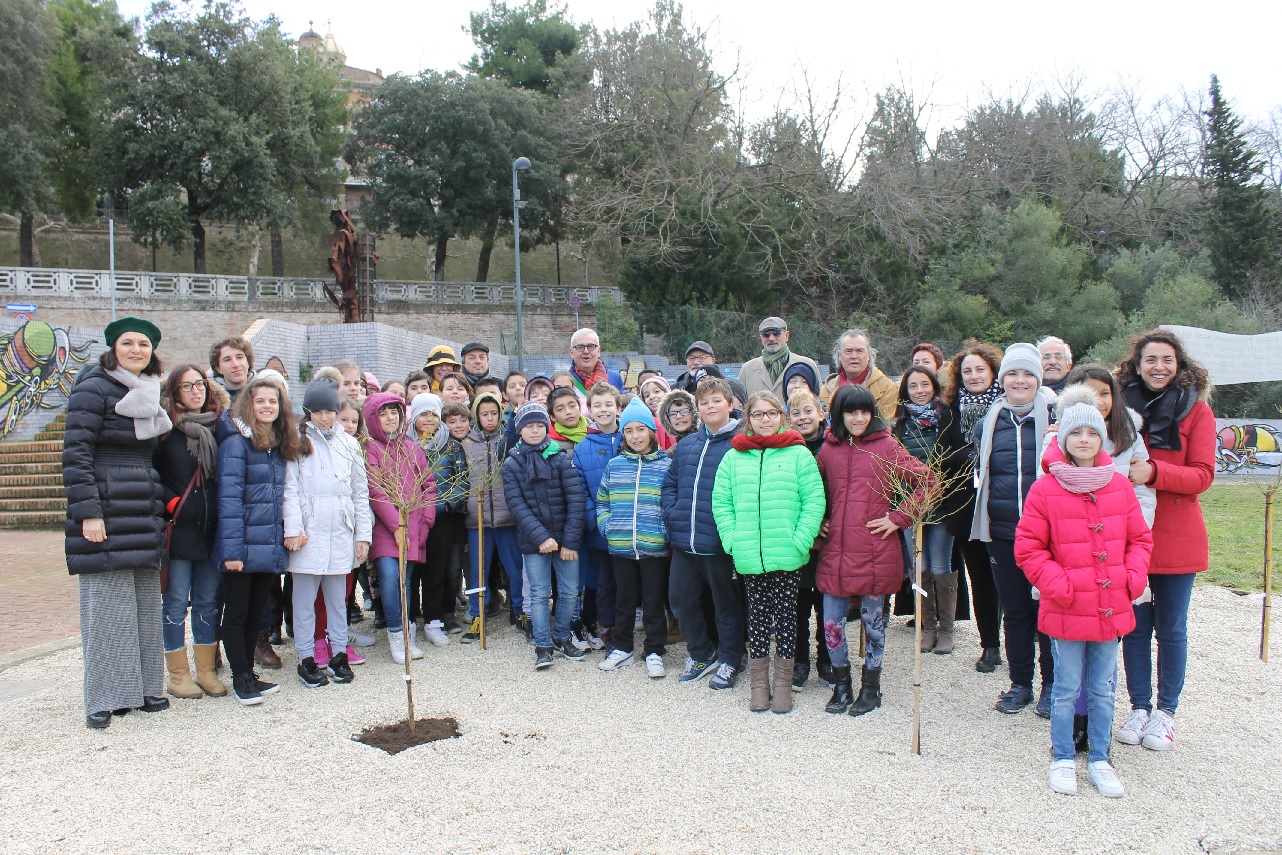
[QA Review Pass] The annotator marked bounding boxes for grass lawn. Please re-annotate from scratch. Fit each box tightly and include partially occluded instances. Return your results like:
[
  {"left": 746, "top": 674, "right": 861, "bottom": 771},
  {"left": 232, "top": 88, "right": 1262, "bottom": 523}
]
[{"left": 1202, "top": 482, "right": 1281, "bottom": 592}]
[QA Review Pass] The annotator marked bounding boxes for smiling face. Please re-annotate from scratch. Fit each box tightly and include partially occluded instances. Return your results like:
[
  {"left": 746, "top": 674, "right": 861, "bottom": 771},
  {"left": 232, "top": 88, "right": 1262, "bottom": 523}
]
[
  {"left": 843, "top": 408, "right": 872, "bottom": 438},
  {"left": 252, "top": 386, "right": 279, "bottom": 425},
  {"left": 217, "top": 345, "right": 249, "bottom": 387},
  {"left": 1139, "top": 342, "right": 1178, "bottom": 391},
  {"left": 414, "top": 410, "right": 440, "bottom": 438},
  {"left": 1003, "top": 368, "right": 1038, "bottom": 406},
  {"left": 788, "top": 400, "right": 821, "bottom": 438},
  {"left": 439, "top": 377, "right": 470, "bottom": 405},
  {"left": 446, "top": 414, "right": 471, "bottom": 440},
  {"left": 463, "top": 350, "right": 488, "bottom": 377},
  {"left": 338, "top": 407, "right": 360, "bottom": 436},
  {"left": 176, "top": 368, "right": 207, "bottom": 411},
  {"left": 1040, "top": 341, "right": 1071, "bottom": 383},
  {"left": 748, "top": 401, "right": 782, "bottom": 436},
  {"left": 589, "top": 394, "right": 619, "bottom": 431},
  {"left": 667, "top": 401, "right": 694, "bottom": 434},
  {"left": 570, "top": 331, "right": 601, "bottom": 372},
  {"left": 378, "top": 405, "right": 401, "bottom": 438},
  {"left": 838, "top": 334, "right": 870, "bottom": 377},
  {"left": 115, "top": 333, "right": 153, "bottom": 375},
  {"left": 1083, "top": 377, "right": 1114, "bottom": 419},
  {"left": 642, "top": 384, "right": 666, "bottom": 414},
  {"left": 1066, "top": 426, "right": 1103, "bottom": 466},
  {"left": 623, "top": 422, "right": 653, "bottom": 453},
  {"left": 961, "top": 354, "right": 994, "bottom": 393},
  {"left": 698, "top": 392, "right": 731, "bottom": 432},
  {"left": 685, "top": 349, "right": 713, "bottom": 372},
  {"left": 906, "top": 371, "right": 935, "bottom": 406}
]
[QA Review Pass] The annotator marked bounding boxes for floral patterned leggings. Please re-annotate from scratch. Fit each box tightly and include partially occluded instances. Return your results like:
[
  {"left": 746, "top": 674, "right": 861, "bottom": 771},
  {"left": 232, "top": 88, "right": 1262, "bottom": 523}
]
[
  {"left": 823, "top": 593, "right": 887, "bottom": 670},
  {"left": 744, "top": 572, "right": 799, "bottom": 660}
]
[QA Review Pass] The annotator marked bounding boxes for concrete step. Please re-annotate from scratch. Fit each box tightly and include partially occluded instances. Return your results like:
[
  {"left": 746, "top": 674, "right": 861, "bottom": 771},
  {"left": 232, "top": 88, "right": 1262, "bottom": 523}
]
[
  {"left": 0, "top": 461, "right": 61, "bottom": 476},
  {"left": 7, "top": 498, "right": 66, "bottom": 512},
  {"left": 0, "top": 473, "right": 63, "bottom": 487},
  {"left": 0, "top": 485, "right": 64, "bottom": 499},
  {"left": 0, "top": 511, "right": 64, "bottom": 529},
  {"left": 0, "top": 441, "right": 63, "bottom": 455}
]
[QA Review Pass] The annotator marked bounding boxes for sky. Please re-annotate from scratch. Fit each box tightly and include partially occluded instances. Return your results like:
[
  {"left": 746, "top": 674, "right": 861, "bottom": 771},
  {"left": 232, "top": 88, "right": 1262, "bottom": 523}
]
[{"left": 114, "top": 0, "right": 1282, "bottom": 132}]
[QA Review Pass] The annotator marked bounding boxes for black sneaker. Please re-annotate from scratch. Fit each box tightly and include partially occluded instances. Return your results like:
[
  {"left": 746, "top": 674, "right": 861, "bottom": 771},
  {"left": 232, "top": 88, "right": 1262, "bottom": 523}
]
[
  {"left": 995, "top": 683, "right": 1033, "bottom": 714},
  {"left": 347, "top": 604, "right": 364, "bottom": 625},
  {"left": 443, "top": 615, "right": 463, "bottom": 634},
  {"left": 297, "top": 657, "right": 329, "bottom": 688},
  {"left": 326, "top": 651, "right": 354, "bottom": 684},
  {"left": 677, "top": 656, "right": 717, "bottom": 682},
  {"left": 554, "top": 638, "right": 586, "bottom": 661},
  {"left": 252, "top": 672, "right": 280, "bottom": 696},
  {"left": 234, "top": 672, "right": 264, "bottom": 706},
  {"left": 791, "top": 661, "right": 811, "bottom": 692},
  {"left": 708, "top": 661, "right": 738, "bottom": 690},
  {"left": 1034, "top": 686, "right": 1052, "bottom": 719},
  {"left": 535, "top": 646, "right": 554, "bottom": 670},
  {"left": 460, "top": 616, "right": 482, "bottom": 644},
  {"left": 816, "top": 662, "right": 838, "bottom": 689}
]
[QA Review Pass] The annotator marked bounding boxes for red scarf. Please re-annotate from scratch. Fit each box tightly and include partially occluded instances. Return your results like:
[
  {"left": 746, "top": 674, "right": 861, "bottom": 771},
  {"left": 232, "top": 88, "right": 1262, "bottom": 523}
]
[
  {"left": 733, "top": 429, "right": 805, "bottom": 452},
  {"left": 837, "top": 367, "right": 870, "bottom": 388},
  {"left": 571, "top": 362, "right": 609, "bottom": 395}
]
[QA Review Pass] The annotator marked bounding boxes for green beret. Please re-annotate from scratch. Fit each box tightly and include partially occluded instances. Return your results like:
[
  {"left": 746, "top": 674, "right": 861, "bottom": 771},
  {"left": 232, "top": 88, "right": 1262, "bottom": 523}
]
[{"left": 104, "top": 316, "right": 162, "bottom": 349}]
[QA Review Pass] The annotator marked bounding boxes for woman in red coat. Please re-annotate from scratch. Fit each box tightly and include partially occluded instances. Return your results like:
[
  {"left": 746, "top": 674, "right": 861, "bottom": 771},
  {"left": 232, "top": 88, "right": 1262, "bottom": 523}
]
[
  {"left": 1016, "top": 393, "right": 1152, "bottom": 797},
  {"left": 1114, "top": 329, "right": 1215, "bottom": 754}
]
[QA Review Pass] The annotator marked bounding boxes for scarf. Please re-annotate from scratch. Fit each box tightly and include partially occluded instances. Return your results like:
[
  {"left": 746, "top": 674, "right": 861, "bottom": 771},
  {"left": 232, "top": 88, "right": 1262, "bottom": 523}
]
[
  {"left": 837, "top": 366, "right": 870, "bottom": 388},
  {"left": 417, "top": 426, "right": 448, "bottom": 454},
  {"left": 106, "top": 366, "right": 172, "bottom": 440},
  {"left": 970, "top": 388, "right": 1052, "bottom": 543},
  {"left": 762, "top": 346, "right": 792, "bottom": 385},
  {"left": 175, "top": 410, "right": 219, "bottom": 476},
  {"left": 904, "top": 400, "right": 942, "bottom": 430},
  {"left": 1123, "top": 381, "right": 1195, "bottom": 452},
  {"left": 551, "top": 416, "right": 589, "bottom": 445},
  {"left": 957, "top": 384, "right": 1000, "bottom": 445},
  {"left": 1049, "top": 460, "right": 1115, "bottom": 494},
  {"left": 732, "top": 429, "right": 804, "bottom": 452},
  {"left": 571, "top": 362, "right": 609, "bottom": 396}
]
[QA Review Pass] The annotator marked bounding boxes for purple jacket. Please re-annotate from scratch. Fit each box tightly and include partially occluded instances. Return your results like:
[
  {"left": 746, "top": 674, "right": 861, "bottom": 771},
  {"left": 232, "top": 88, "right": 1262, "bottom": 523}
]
[{"left": 363, "top": 392, "right": 435, "bottom": 561}]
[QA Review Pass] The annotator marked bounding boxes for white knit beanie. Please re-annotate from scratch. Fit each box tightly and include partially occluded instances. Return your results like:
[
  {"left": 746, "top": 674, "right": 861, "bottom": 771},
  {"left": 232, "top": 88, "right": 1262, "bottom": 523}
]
[{"left": 998, "top": 342, "right": 1043, "bottom": 385}]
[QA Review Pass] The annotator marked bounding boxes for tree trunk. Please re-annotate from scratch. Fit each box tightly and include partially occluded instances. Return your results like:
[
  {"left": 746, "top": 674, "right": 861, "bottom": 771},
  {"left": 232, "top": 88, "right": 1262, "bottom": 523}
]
[
  {"left": 270, "top": 227, "right": 285, "bottom": 276},
  {"left": 191, "top": 219, "right": 207, "bottom": 274},
  {"left": 433, "top": 234, "right": 448, "bottom": 281},
  {"left": 475, "top": 218, "right": 498, "bottom": 282},
  {"left": 19, "top": 213, "right": 35, "bottom": 267}
]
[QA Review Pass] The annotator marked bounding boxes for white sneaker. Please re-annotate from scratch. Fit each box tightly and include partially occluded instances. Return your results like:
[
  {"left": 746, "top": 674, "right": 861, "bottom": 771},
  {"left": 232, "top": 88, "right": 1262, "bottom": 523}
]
[
  {"left": 408, "top": 633, "right": 424, "bottom": 660},
  {"left": 348, "top": 629, "right": 376, "bottom": 648},
  {"left": 387, "top": 629, "right": 406, "bottom": 665},
  {"left": 1048, "top": 759, "right": 1078, "bottom": 795},
  {"left": 424, "top": 620, "right": 450, "bottom": 647},
  {"left": 645, "top": 653, "right": 666, "bottom": 679},
  {"left": 599, "top": 649, "right": 634, "bottom": 671},
  {"left": 1088, "top": 761, "right": 1125, "bottom": 798},
  {"left": 1116, "top": 709, "right": 1149, "bottom": 745},
  {"left": 1140, "top": 709, "right": 1175, "bottom": 751}
]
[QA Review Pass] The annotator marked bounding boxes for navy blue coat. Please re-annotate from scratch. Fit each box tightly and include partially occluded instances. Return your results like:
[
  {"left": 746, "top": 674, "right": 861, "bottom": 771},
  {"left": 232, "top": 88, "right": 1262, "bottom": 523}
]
[
  {"left": 502, "top": 438, "right": 586, "bottom": 554},
  {"left": 661, "top": 420, "right": 742, "bottom": 556},
  {"left": 977, "top": 411, "right": 1041, "bottom": 542},
  {"left": 211, "top": 421, "right": 289, "bottom": 573},
  {"left": 573, "top": 429, "right": 622, "bottom": 551}
]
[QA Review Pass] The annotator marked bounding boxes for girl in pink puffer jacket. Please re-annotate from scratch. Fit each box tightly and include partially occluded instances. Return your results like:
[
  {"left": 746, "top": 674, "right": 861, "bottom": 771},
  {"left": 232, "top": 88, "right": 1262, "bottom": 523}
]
[{"left": 1015, "top": 392, "right": 1152, "bottom": 800}]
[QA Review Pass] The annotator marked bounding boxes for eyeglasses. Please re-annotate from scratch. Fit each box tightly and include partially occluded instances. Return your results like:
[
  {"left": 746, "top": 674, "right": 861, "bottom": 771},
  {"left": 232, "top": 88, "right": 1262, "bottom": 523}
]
[
  {"left": 571, "top": 343, "right": 600, "bottom": 352},
  {"left": 1041, "top": 352, "right": 1068, "bottom": 362},
  {"left": 750, "top": 410, "right": 782, "bottom": 421},
  {"left": 759, "top": 329, "right": 784, "bottom": 338},
  {"left": 668, "top": 407, "right": 692, "bottom": 418},
  {"left": 178, "top": 381, "right": 207, "bottom": 392}
]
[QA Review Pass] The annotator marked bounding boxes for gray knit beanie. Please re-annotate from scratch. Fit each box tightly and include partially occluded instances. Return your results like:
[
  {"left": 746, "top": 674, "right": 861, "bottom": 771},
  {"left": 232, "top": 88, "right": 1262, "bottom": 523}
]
[
  {"left": 514, "top": 401, "right": 551, "bottom": 433},
  {"left": 301, "top": 379, "right": 341, "bottom": 414},
  {"left": 998, "top": 342, "right": 1043, "bottom": 385},
  {"left": 1055, "top": 385, "right": 1107, "bottom": 452}
]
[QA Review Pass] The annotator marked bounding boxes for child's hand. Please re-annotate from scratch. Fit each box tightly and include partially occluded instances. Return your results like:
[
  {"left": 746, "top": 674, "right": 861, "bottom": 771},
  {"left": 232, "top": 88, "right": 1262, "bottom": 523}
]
[
  {"left": 560, "top": 547, "right": 578, "bottom": 561},
  {"left": 356, "top": 542, "right": 369, "bottom": 562},
  {"left": 283, "top": 535, "right": 307, "bottom": 552},
  {"left": 538, "top": 538, "right": 558, "bottom": 554},
  {"left": 225, "top": 560, "right": 243, "bottom": 572},
  {"left": 818, "top": 520, "right": 830, "bottom": 539},
  {"left": 1133, "top": 586, "right": 1151, "bottom": 605},
  {"left": 394, "top": 528, "right": 405, "bottom": 551},
  {"left": 866, "top": 516, "right": 899, "bottom": 539}
]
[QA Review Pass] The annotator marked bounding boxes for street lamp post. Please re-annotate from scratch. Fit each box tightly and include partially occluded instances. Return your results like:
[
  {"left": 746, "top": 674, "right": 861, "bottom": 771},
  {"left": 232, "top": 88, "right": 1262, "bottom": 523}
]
[{"left": 511, "top": 156, "right": 532, "bottom": 371}]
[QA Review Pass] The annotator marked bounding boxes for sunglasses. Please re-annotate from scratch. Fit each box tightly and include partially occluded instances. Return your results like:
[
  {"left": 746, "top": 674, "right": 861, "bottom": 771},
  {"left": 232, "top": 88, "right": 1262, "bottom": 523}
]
[{"left": 759, "top": 328, "right": 785, "bottom": 338}]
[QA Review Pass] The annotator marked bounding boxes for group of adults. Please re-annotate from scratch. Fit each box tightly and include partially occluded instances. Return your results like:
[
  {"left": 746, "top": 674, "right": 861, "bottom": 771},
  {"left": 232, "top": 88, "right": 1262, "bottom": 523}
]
[{"left": 63, "top": 309, "right": 1211, "bottom": 746}]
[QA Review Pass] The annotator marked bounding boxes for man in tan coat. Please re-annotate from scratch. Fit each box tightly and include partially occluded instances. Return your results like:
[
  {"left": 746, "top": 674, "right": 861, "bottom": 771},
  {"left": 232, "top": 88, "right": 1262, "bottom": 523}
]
[
  {"left": 736, "top": 317, "right": 820, "bottom": 400},
  {"left": 819, "top": 328, "right": 897, "bottom": 421}
]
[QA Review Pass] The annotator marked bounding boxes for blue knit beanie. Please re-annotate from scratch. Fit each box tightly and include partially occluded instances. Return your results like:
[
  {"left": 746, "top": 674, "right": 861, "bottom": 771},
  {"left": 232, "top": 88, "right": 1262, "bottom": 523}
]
[
  {"left": 514, "top": 401, "right": 550, "bottom": 433},
  {"left": 620, "top": 396, "right": 656, "bottom": 432}
]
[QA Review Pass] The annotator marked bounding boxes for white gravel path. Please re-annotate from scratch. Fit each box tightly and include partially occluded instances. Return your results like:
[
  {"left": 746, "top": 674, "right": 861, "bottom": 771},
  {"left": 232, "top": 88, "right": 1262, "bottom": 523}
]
[{"left": 0, "top": 584, "right": 1278, "bottom": 854}]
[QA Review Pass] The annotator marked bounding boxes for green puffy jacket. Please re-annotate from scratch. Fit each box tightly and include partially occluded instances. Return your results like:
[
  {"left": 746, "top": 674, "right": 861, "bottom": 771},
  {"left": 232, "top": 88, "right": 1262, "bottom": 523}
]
[{"left": 711, "top": 432, "right": 826, "bottom": 574}]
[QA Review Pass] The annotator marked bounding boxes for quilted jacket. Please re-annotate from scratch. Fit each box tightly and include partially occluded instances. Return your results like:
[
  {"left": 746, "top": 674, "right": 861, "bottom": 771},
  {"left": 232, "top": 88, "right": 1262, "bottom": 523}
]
[
  {"left": 502, "top": 437, "right": 586, "bottom": 554},
  {"left": 211, "top": 419, "right": 288, "bottom": 574},
  {"left": 662, "top": 420, "right": 743, "bottom": 556},
  {"left": 364, "top": 392, "right": 435, "bottom": 562},
  {"left": 574, "top": 428, "right": 623, "bottom": 551}
]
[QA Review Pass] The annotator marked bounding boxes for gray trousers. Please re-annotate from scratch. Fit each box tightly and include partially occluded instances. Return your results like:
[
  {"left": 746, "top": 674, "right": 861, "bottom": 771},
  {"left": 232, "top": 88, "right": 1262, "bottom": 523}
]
[
  {"left": 291, "top": 573, "right": 348, "bottom": 660},
  {"left": 79, "top": 569, "right": 164, "bottom": 715}
]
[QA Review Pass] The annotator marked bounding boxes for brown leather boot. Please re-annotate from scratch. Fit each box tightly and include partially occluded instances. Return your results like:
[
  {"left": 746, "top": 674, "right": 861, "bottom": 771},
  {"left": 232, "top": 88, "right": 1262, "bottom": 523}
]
[
  {"left": 254, "top": 630, "right": 282, "bottom": 669},
  {"left": 748, "top": 658, "right": 771, "bottom": 712},
  {"left": 193, "top": 644, "right": 229, "bottom": 696},
  {"left": 933, "top": 572, "right": 959, "bottom": 655},
  {"left": 770, "top": 657, "right": 794, "bottom": 714},
  {"left": 164, "top": 649, "right": 203, "bottom": 699},
  {"left": 919, "top": 574, "right": 939, "bottom": 652}
]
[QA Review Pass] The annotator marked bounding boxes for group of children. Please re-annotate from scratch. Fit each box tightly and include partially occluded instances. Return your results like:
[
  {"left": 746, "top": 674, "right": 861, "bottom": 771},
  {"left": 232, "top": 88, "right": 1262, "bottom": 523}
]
[{"left": 169, "top": 338, "right": 1160, "bottom": 800}]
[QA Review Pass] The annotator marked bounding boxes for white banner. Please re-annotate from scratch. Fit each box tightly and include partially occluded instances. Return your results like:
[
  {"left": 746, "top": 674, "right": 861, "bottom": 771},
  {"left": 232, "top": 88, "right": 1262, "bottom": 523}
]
[{"left": 1162, "top": 325, "right": 1282, "bottom": 386}]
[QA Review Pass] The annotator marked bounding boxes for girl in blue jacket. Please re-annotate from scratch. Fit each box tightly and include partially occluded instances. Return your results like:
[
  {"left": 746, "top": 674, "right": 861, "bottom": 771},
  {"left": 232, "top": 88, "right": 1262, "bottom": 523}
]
[
  {"left": 213, "top": 377, "right": 305, "bottom": 706},
  {"left": 595, "top": 397, "right": 672, "bottom": 677}
]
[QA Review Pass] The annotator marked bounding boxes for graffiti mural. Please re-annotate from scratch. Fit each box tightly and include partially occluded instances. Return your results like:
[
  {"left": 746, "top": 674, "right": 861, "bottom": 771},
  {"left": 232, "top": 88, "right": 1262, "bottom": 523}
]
[
  {"left": 1217, "top": 422, "right": 1282, "bottom": 473},
  {"left": 0, "top": 320, "right": 95, "bottom": 439}
]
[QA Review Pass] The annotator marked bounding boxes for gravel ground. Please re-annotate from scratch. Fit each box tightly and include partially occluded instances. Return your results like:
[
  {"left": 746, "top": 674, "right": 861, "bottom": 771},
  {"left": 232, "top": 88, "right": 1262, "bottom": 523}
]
[{"left": 0, "top": 585, "right": 1278, "bottom": 854}]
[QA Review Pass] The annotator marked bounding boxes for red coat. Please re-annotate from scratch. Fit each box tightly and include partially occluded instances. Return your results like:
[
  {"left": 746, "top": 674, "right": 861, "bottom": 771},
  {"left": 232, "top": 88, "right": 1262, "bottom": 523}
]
[
  {"left": 1015, "top": 453, "right": 1153, "bottom": 642},
  {"left": 816, "top": 427, "right": 933, "bottom": 598},
  {"left": 1146, "top": 400, "right": 1216, "bottom": 574}
]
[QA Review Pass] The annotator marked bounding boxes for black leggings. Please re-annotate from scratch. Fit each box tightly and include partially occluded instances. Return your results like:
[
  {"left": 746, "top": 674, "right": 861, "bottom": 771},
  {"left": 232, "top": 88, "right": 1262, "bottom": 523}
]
[
  {"left": 222, "top": 573, "right": 276, "bottom": 676},
  {"left": 962, "top": 538, "right": 1002, "bottom": 649},
  {"left": 794, "top": 584, "right": 830, "bottom": 667},
  {"left": 744, "top": 572, "right": 800, "bottom": 660}
]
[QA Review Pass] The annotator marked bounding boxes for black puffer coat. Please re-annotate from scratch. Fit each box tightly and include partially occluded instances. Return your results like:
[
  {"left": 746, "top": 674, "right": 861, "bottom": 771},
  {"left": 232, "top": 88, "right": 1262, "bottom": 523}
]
[
  {"left": 502, "top": 438, "right": 586, "bottom": 553},
  {"left": 63, "top": 364, "right": 166, "bottom": 575},
  {"left": 153, "top": 429, "right": 217, "bottom": 561}
]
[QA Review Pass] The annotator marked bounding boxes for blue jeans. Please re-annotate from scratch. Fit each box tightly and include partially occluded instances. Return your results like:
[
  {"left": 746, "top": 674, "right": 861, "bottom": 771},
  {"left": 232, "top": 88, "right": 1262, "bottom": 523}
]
[
  {"left": 823, "top": 593, "right": 887, "bottom": 670},
  {"left": 1050, "top": 638, "right": 1118, "bottom": 763},
  {"left": 901, "top": 524, "right": 954, "bottom": 576},
  {"left": 374, "top": 556, "right": 415, "bottom": 632},
  {"left": 467, "top": 526, "right": 523, "bottom": 617},
  {"left": 524, "top": 551, "right": 579, "bottom": 648},
  {"left": 1122, "top": 572, "right": 1195, "bottom": 714},
  {"left": 162, "top": 558, "right": 221, "bottom": 649}
]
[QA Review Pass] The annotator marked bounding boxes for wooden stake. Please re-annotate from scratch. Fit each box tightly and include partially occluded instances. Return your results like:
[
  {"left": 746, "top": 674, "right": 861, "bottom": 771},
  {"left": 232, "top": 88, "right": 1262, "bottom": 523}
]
[
  {"left": 399, "top": 509, "right": 415, "bottom": 732},
  {"left": 477, "top": 482, "right": 487, "bottom": 650},
  {"left": 912, "top": 523, "right": 923, "bottom": 755},
  {"left": 1264, "top": 489, "right": 1274, "bottom": 662}
]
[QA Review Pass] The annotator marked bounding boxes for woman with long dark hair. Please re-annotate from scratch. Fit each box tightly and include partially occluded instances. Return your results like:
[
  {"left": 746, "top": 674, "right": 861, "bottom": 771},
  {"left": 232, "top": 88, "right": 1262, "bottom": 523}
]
[{"left": 64, "top": 318, "right": 171, "bottom": 728}]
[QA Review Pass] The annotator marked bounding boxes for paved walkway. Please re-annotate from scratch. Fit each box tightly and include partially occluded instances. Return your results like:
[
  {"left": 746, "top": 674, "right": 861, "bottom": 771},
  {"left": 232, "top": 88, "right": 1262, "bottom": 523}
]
[{"left": 0, "top": 530, "right": 78, "bottom": 657}]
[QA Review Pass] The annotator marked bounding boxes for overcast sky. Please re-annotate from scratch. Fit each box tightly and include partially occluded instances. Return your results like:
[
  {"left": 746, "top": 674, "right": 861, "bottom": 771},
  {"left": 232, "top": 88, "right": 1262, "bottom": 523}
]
[{"left": 115, "top": 0, "right": 1282, "bottom": 130}]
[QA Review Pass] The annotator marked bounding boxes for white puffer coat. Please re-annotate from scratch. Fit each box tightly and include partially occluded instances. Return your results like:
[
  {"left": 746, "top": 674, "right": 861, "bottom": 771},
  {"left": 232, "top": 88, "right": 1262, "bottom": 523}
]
[{"left": 283, "top": 422, "right": 373, "bottom": 574}]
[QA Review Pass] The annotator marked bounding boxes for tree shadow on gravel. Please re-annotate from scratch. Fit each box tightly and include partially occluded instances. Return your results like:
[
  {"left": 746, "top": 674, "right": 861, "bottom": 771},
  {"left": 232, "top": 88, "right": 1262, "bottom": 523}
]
[{"left": 355, "top": 717, "right": 461, "bottom": 754}]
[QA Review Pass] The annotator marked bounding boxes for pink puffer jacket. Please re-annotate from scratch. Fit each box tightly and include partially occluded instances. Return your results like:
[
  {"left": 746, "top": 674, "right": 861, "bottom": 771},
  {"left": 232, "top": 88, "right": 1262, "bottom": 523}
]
[
  {"left": 364, "top": 393, "right": 436, "bottom": 562},
  {"left": 1014, "top": 450, "right": 1152, "bottom": 642}
]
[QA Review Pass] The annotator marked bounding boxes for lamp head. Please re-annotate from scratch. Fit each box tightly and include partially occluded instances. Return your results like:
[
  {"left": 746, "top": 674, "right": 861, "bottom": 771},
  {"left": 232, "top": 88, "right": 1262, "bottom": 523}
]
[{"left": 513, "top": 156, "right": 532, "bottom": 171}]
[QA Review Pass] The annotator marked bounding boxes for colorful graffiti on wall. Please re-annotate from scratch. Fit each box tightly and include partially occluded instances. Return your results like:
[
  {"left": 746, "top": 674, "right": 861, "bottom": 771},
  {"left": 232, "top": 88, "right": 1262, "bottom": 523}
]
[
  {"left": 0, "top": 320, "right": 95, "bottom": 439},
  {"left": 1217, "top": 423, "right": 1282, "bottom": 473}
]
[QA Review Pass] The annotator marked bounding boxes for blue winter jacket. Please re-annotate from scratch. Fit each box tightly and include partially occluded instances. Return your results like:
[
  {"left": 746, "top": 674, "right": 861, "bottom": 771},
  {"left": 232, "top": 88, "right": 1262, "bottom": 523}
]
[
  {"left": 502, "top": 438, "right": 587, "bottom": 554},
  {"left": 596, "top": 448, "right": 671, "bottom": 558},
  {"left": 574, "top": 428, "right": 622, "bottom": 551},
  {"left": 211, "top": 419, "right": 289, "bottom": 573},
  {"left": 661, "top": 419, "right": 742, "bottom": 556}
]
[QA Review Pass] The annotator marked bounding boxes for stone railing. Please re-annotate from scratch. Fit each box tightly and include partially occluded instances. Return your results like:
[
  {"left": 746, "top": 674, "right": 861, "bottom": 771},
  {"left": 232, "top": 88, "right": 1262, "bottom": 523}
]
[{"left": 0, "top": 266, "right": 624, "bottom": 307}]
